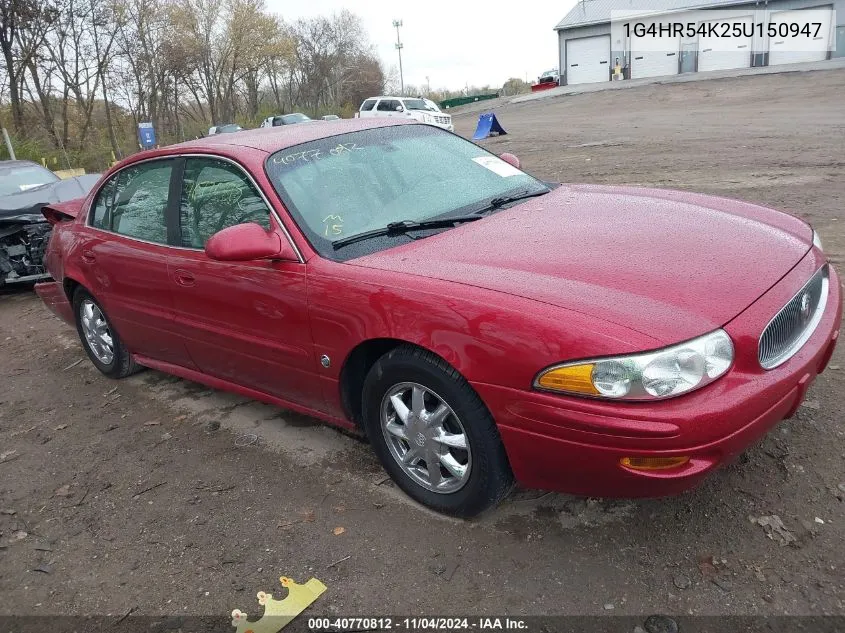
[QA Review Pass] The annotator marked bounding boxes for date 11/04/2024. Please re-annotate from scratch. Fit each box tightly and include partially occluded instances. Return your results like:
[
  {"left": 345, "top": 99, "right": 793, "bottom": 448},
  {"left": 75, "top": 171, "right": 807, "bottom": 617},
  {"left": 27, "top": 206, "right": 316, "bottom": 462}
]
[
  {"left": 623, "top": 20, "right": 824, "bottom": 39},
  {"left": 308, "top": 617, "right": 528, "bottom": 631}
]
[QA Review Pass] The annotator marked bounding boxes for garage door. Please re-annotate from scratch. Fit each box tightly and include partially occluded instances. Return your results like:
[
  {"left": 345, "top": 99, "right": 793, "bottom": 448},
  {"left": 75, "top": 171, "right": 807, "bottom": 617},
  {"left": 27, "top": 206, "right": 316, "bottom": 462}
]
[
  {"left": 631, "top": 23, "right": 679, "bottom": 79},
  {"left": 566, "top": 35, "right": 611, "bottom": 85},
  {"left": 769, "top": 8, "right": 833, "bottom": 65},
  {"left": 698, "top": 16, "right": 753, "bottom": 72}
]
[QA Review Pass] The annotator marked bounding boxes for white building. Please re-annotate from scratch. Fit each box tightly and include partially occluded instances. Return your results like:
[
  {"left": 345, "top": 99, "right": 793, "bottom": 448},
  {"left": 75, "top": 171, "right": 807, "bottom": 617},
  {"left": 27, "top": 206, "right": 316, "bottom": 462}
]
[{"left": 555, "top": 0, "right": 844, "bottom": 85}]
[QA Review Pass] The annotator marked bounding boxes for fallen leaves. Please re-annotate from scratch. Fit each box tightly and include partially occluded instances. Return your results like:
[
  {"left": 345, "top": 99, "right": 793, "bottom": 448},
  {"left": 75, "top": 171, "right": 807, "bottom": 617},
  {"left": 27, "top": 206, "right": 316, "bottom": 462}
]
[
  {"left": 697, "top": 555, "right": 718, "bottom": 578},
  {"left": 332, "top": 527, "right": 345, "bottom": 536},
  {"left": 54, "top": 485, "right": 73, "bottom": 497}
]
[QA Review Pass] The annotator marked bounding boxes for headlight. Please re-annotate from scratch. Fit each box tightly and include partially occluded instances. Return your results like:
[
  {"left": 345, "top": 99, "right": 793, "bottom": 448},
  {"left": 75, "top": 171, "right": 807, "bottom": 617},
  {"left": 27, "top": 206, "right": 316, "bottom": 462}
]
[
  {"left": 534, "top": 329, "right": 734, "bottom": 401},
  {"left": 813, "top": 230, "right": 823, "bottom": 251}
]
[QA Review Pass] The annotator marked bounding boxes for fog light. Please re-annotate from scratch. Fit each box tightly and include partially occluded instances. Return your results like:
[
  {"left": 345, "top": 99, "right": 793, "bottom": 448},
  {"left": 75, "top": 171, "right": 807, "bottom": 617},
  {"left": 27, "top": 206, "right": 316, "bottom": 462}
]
[{"left": 620, "top": 456, "right": 690, "bottom": 471}]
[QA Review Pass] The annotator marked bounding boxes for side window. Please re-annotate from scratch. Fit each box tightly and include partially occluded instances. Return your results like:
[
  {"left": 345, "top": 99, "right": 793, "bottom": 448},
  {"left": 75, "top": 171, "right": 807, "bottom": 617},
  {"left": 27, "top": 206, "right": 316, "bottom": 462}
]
[
  {"left": 360, "top": 99, "right": 376, "bottom": 111},
  {"left": 90, "top": 176, "right": 117, "bottom": 229},
  {"left": 179, "top": 157, "right": 272, "bottom": 248},
  {"left": 91, "top": 160, "right": 172, "bottom": 245},
  {"left": 376, "top": 99, "right": 398, "bottom": 111}
]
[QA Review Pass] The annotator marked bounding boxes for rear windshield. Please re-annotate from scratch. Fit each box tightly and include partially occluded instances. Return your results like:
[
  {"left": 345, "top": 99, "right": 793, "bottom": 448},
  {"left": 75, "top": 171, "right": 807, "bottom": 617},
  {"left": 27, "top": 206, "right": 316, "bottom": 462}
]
[{"left": 360, "top": 99, "right": 377, "bottom": 111}]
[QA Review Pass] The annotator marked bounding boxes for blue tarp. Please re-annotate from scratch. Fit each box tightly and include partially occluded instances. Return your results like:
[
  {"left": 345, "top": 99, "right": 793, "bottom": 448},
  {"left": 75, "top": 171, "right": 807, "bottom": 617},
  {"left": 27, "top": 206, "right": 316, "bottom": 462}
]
[{"left": 472, "top": 113, "right": 507, "bottom": 140}]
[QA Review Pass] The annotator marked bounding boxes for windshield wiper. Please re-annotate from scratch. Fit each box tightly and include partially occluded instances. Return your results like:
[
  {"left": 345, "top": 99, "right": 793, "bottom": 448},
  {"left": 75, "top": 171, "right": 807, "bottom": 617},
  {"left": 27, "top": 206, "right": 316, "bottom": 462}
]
[
  {"left": 475, "top": 189, "right": 549, "bottom": 215},
  {"left": 332, "top": 215, "right": 482, "bottom": 250}
]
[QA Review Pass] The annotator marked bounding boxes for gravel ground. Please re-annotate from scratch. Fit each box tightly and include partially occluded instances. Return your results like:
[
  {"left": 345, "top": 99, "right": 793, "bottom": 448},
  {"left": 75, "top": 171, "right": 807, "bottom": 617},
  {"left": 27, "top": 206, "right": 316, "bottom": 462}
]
[{"left": 1, "top": 68, "right": 844, "bottom": 628}]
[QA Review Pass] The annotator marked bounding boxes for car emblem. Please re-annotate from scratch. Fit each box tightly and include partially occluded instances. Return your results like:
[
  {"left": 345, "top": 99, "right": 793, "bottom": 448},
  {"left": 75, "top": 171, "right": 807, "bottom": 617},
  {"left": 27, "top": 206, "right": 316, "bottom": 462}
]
[
  {"left": 415, "top": 432, "right": 426, "bottom": 447},
  {"left": 799, "top": 293, "right": 812, "bottom": 323}
]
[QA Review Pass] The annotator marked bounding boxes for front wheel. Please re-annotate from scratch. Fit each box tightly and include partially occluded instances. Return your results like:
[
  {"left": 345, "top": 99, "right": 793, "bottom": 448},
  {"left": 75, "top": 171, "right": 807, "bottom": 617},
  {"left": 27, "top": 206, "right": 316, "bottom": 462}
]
[
  {"left": 72, "top": 288, "right": 140, "bottom": 378},
  {"left": 362, "top": 345, "right": 514, "bottom": 517}
]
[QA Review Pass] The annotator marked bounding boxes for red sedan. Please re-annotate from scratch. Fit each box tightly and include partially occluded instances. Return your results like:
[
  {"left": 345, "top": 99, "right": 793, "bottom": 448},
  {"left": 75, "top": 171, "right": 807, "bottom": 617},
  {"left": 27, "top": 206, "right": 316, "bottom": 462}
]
[{"left": 35, "top": 119, "right": 841, "bottom": 517}]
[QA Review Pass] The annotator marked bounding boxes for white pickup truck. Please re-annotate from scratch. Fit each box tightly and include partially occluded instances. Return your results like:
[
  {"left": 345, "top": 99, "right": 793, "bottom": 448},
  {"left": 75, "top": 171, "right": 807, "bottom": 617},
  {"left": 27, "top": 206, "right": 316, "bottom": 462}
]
[{"left": 356, "top": 96, "right": 453, "bottom": 131}]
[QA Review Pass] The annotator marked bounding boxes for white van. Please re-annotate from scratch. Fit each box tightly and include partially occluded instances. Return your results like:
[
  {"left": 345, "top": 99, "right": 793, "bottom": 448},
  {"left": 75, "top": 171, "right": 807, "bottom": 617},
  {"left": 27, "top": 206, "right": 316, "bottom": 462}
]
[{"left": 357, "top": 96, "right": 453, "bottom": 131}]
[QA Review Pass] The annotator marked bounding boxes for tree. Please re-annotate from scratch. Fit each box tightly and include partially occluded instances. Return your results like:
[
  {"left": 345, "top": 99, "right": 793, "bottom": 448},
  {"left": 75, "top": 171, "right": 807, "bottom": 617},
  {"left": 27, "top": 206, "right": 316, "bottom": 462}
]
[
  {"left": 501, "top": 77, "right": 530, "bottom": 96},
  {"left": 0, "top": 0, "right": 57, "bottom": 131}
]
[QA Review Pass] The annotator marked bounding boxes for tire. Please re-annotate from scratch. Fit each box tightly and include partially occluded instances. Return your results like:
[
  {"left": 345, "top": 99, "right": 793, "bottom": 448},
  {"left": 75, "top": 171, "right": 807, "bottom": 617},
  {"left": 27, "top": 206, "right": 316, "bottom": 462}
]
[
  {"left": 72, "top": 287, "right": 140, "bottom": 379},
  {"left": 362, "top": 345, "right": 514, "bottom": 517}
]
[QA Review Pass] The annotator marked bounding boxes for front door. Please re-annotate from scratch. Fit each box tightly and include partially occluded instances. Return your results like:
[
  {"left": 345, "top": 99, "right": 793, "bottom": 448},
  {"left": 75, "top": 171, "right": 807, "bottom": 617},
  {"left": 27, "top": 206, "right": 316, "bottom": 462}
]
[
  {"left": 166, "top": 156, "right": 323, "bottom": 411},
  {"left": 376, "top": 98, "right": 402, "bottom": 118}
]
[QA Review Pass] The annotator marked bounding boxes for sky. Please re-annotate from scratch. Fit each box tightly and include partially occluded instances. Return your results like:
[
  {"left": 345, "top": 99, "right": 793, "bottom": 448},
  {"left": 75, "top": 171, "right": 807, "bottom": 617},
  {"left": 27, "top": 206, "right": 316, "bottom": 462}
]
[{"left": 267, "top": 0, "right": 577, "bottom": 91}]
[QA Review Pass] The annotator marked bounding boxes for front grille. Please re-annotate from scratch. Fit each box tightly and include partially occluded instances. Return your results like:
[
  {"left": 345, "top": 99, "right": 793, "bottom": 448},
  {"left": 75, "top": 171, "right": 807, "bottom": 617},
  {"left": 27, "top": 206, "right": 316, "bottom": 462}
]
[
  {"left": 435, "top": 116, "right": 450, "bottom": 124},
  {"left": 758, "top": 264, "right": 829, "bottom": 369}
]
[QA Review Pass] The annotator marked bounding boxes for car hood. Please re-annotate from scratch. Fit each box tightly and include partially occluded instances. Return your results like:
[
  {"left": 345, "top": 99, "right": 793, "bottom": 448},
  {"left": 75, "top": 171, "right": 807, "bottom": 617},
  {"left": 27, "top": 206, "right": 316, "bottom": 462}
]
[
  {"left": 349, "top": 184, "right": 812, "bottom": 344},
  {"left": 0, "top": 175, "right": 100, "bottom": 219}
]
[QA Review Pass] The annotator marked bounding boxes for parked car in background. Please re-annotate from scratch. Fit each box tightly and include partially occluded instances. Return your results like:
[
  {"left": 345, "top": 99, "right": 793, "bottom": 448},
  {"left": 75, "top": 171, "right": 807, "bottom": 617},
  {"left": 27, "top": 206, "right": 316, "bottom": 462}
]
[
  {"left": 260, "top": 113, "right": 312, "bottom": 128},
  {"left": 320, "top": 114, "right": 341, "bottom": 121},
  {"left": 357, "top": 96, "right": 453, "bottom": 131},
  {"left": 34, "top": 119, "right": 840, "bottom": 518},
  {"left": 208, "top": 124, "right": 243, "bottom": 136},
  {"left": 0, "top": 160, "right": 99, "bottom": 287},
  {"left": 537, "top": 68, "right": 560, "bottom": 85}
]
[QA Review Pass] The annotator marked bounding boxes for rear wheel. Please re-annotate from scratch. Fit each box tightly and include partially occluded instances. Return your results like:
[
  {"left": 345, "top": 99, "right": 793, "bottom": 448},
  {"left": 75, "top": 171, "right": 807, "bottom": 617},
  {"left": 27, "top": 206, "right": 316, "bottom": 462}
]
[
  {"left": 72, "top": 288, "right": 140, "bottom": 378},
  {"left": 362, "top": 345, "right": 514, "bottom": 517}
]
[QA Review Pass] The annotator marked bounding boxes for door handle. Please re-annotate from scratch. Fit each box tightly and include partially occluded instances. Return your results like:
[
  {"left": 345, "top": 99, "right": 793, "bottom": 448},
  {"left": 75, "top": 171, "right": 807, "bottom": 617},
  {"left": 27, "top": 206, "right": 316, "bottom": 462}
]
[
  {"left": 173, "top": 269, "right": 195, "bottom": 287},
  {"left": 81, "top": 250, "right": 96, "bottom": 264}
]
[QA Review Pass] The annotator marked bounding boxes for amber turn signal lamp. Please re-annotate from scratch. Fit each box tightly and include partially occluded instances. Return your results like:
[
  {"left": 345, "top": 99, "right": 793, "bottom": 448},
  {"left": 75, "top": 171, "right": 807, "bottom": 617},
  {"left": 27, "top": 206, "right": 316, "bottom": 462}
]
[
  {"left": 536, "top": 363, "right": 599, "bottom": 395},
  {"left": 620, "top": 456, "right": 690, "bottom": 471}
]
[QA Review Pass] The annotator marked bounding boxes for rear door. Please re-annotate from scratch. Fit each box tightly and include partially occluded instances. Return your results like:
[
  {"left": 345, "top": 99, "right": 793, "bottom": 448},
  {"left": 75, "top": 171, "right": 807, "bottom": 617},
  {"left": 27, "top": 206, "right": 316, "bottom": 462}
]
[
  {"left": 358, "top": 99, "right": 378, "bottom": 118},
  {"left": 165, "top": 155, "right": 323, "bottom": 410},
  {"left": 82, "top": 158, "right": 193, "bottom": 366}
]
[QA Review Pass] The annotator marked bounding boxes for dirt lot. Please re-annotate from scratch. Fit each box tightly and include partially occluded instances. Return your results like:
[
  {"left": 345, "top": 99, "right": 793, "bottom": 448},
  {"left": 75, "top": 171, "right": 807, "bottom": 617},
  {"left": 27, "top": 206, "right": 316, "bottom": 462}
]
[{"left": 1, "top": 69, "right": 844, "bottom": 627}]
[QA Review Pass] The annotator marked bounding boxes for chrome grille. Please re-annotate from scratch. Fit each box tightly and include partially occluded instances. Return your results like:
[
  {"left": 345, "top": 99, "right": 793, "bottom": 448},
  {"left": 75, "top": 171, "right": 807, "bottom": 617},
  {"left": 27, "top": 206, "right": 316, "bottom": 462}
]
[{"left": 758, "top": 264, "right": 829, "bottom": 369}]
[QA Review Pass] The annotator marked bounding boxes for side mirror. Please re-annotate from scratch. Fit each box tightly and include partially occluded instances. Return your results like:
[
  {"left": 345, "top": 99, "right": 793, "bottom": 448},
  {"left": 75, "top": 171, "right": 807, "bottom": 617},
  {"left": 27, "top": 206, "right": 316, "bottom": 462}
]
[
  {"left": 395, "top": 105, "right": 404, "bottom": 112},
  {"left": 205, "top": 223, "right": 295, "bottom": 262},
  {"left": 499, "top": 153, "right": 520, "bottom": 169}
]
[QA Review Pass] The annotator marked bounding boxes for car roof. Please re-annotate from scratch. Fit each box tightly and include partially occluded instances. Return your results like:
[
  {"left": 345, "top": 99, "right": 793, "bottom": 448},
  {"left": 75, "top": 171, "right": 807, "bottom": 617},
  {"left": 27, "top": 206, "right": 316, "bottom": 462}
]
[
  {"left": 0, "top": 159, "right": 45, "bottom": 169},
  {"left": 171, "top": 118, "right": 415, "bottom": 154}
]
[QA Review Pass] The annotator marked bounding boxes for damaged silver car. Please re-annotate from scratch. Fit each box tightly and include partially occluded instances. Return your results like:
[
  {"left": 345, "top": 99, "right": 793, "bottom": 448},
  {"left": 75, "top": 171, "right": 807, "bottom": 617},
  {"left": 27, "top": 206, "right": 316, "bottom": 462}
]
[{"left": 0, "top": 160, "right": 99, "bottom": 287}]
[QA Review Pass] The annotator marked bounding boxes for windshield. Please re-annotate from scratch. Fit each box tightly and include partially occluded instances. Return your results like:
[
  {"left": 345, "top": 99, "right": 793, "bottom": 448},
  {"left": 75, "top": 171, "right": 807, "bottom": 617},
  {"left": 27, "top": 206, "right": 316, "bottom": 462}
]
[
  {"left": 282, "top": 113, "right": 311, "bottom": 124},
  {"left": 402, "top": 98, "right": 433, "bottom": 111},
  {"left": 424, "top": 99, "right": 441, "bottom": 112},
  {"left": 265, "top": 125, "right": 547, "bottom": 259},
  {"left": 0, "top": 164, "right": 59, "bottom": 195}
]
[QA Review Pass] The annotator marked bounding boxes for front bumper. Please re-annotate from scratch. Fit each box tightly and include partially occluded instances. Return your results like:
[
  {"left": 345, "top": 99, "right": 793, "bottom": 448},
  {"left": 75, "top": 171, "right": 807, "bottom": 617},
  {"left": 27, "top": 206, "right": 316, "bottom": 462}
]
[{"left": 476, "top": 255, "right": 841, "bottom": 498}]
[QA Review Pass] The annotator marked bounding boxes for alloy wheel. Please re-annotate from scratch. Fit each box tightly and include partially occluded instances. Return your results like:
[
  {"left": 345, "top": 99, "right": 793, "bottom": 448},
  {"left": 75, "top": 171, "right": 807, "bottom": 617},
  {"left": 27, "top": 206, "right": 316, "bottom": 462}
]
[
  {"left": 380, "top": 382, "right": 472, "bottom": 494},
  {"left": 80, "top": 299, "right": 114, "bottom": 365}
]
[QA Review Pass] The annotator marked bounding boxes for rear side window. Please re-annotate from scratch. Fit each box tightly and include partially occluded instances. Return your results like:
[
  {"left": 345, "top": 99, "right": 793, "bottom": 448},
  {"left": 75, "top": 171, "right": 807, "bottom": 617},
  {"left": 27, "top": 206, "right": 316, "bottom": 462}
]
[
  {"left": 376, "top": 100, "right": 399, "bottom": 111},
  {"left": 360, "top": 99, "right": 377, "bottom": 111},
  {"left": 90, "top": 160, "right": 173, "bottom": 245},
  {"left": 179, "top": 157, "right": 271, "bottom": 248}
]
